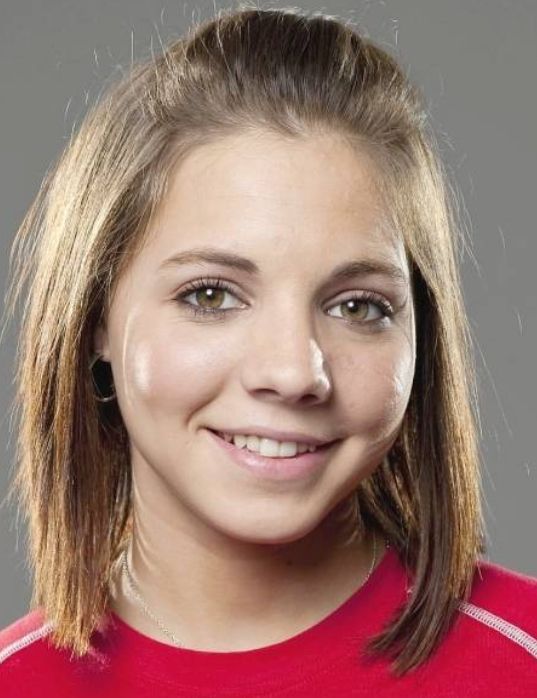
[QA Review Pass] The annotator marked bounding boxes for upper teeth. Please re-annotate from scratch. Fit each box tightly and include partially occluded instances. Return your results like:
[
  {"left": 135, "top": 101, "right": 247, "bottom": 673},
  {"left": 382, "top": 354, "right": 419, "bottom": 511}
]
[{"left": 219, "top": 432, "right": 319, "bottom": 458}]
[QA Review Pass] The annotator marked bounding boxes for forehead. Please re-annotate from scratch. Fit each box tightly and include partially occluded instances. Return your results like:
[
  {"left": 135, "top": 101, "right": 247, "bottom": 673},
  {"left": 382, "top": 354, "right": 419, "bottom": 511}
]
[
  {"left": 149, "top": 131, "right": 406, "bottom": 269},
  {"left": 162, "top": 132, "right": 383, "bottom": 218}
]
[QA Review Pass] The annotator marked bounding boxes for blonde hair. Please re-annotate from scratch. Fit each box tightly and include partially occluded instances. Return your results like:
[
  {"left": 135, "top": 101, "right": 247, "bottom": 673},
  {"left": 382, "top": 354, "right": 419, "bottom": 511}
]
[{"left": 2, "top": 5, "right": 486, "bottom": 677}]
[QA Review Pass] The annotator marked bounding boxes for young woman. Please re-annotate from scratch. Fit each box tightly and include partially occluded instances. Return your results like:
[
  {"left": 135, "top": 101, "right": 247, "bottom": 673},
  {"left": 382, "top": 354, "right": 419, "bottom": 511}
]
[{"left": 1, "top": 6, "right": 535, "bottom": 696}]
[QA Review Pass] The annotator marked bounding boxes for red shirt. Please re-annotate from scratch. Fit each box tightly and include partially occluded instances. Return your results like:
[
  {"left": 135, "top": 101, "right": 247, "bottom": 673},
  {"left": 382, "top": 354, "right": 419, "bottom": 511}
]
[{"left": 1, "top": 545, "right": 536, "bottom": 696}]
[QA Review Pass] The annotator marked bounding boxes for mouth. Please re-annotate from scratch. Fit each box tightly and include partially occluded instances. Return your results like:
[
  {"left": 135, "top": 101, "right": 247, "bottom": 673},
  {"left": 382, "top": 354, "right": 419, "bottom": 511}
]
[
  {"left": 210, "top": 429, "right": 337, "bottom": 455},
  {"left": 206, "top": 428, "right": 342, "bottom": 481}
]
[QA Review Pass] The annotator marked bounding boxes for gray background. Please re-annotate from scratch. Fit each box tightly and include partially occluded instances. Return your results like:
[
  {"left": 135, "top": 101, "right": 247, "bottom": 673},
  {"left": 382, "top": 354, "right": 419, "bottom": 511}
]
[{"left": 1, "top": 0, "right": 536, "bottom": 629}]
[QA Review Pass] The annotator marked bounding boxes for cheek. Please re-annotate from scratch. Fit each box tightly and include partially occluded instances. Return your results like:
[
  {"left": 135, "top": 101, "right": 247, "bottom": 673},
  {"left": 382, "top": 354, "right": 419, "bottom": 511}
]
[
  {"left": 117, "top": 325, "right": 234, "bottom": 413},
  {"left": 335, "top": 338, "right": 415, "bottom": 437}
]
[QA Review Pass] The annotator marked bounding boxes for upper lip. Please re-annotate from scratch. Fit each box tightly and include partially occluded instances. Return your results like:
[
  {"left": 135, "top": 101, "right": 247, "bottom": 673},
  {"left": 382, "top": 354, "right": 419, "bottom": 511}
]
[{"left": 209, "top": 426, "right": 339, "bottom": 447}]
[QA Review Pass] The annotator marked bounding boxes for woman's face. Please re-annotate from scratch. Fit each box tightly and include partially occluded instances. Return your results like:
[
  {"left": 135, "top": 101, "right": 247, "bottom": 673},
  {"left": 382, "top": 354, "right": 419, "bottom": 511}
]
[{"left": 95, "top": 131, "right": 415, "bottom": 545}]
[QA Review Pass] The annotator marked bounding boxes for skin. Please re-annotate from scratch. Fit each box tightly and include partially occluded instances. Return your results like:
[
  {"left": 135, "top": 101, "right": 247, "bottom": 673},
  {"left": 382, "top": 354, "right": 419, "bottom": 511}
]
[{"left": 96, "top": 130, "right": 416, "bottom": 651}]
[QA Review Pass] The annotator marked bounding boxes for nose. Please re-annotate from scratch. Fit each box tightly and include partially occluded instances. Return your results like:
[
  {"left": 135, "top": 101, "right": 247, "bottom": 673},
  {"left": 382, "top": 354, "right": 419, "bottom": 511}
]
[{"left": 239, "top": 304, "right": 332, "bottom": 406}]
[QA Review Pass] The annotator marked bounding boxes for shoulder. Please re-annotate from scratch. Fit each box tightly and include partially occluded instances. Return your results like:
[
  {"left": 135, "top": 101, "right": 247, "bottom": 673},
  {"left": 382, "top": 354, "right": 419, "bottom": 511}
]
[
  {"left": 0, "top": 608, "right": 112, "bottom": 696},
  {"left": 0, "top": 608, "right": 54, "bottom": 667},
  {"left": 0, "top": 608, "right": 57, "bottom": 695},
  {"left": 457, "top": 555, "right": 537, "bottom": 661}
]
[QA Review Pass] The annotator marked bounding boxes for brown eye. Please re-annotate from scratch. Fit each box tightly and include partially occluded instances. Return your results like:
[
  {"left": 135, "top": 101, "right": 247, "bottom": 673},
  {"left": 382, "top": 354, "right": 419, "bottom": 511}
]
[
  {"left": 192, "top": 287, "right": 227, "bottom": 310},
  {"left": 340, "top": 299, "right": 370, "bottom": 321},
  {"left": 174, "top": 278, "right": 244, "bottom": 316},
  {"left": 327, "top": 292, "right": 393, "bottom": 325},
  {"left": 175, "top": 278, "right": 393, "bottom": 327}
]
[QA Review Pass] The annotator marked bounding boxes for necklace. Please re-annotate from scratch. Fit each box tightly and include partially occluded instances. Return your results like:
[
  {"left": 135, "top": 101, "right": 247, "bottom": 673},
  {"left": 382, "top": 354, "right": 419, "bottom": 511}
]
[{"left": 120, "top": 533, "right": 388, "bottom": 648}]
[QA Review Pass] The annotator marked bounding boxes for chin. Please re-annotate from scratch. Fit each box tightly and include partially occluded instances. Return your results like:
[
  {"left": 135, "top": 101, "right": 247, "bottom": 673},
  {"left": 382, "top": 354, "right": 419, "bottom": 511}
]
[{"left": 204, "top": 501, "right": 330, "bottom": 546}]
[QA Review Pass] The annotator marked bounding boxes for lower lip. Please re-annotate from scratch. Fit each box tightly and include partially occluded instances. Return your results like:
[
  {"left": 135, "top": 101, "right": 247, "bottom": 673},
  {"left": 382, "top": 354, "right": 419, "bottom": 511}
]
[{"left": 206, "top": 429, "right": 340, "bottom": 481}]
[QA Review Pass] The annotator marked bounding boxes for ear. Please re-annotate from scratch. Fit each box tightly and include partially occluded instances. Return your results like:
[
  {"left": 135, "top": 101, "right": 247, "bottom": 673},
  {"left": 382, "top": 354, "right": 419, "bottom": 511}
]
[{"left": 93, "top": 323, "right": 110, "bottom": 362}]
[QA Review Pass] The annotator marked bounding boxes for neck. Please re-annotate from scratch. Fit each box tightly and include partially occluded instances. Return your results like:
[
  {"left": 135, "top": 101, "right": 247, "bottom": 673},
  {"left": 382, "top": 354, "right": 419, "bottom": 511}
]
[{"left": 109, "top": 503, "right": 385, "bottom": 652}]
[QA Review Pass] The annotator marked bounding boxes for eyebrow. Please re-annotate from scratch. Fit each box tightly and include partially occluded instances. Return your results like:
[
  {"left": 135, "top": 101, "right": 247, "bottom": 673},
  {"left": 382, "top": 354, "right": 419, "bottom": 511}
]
[{"left": 159, "top": 246, "right": 408, "bottom": 285}]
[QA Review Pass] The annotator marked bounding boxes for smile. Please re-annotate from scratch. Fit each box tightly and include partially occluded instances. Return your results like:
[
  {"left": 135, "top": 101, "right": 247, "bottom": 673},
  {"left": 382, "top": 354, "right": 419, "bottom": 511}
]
[{"left": 206, "top": 429, "right": 341, "bottom": 482}]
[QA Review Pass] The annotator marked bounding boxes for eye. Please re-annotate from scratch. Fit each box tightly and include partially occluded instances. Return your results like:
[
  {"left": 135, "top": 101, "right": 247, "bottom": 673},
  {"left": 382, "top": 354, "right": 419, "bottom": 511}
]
[
  {"left": 174, "top": 277, "right": 244, "bottom": 316},
  {"left": 174, "top": 277, "right": 394, "bottom": 327},
  {"left": 326, "top": 291, "right": 393, "bottom": 325}
]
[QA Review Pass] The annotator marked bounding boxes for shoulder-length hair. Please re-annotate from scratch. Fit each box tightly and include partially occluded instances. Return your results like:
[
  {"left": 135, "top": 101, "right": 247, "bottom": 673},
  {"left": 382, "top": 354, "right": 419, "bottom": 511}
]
[{"left": 2, "top": 5, "right": 486, "bottom": 677}]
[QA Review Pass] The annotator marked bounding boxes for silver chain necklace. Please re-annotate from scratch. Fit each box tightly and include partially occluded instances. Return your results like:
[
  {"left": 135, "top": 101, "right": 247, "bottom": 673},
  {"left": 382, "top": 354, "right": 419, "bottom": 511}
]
[{"left": 120, "top": 534, "right": 387, "bottom": 648}]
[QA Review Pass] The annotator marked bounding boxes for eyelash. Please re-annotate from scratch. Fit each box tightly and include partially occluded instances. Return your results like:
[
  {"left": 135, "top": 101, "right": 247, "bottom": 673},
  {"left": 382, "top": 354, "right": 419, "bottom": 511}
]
[{"left": 174, "top": 276, "right": 394, "bottom": 326}]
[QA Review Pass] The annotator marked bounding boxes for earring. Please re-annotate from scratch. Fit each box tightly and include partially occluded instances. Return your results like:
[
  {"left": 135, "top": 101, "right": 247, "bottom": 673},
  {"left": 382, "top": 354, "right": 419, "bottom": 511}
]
[{"left": 89, "top": 353, "right": 117, "bottom": 402}]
